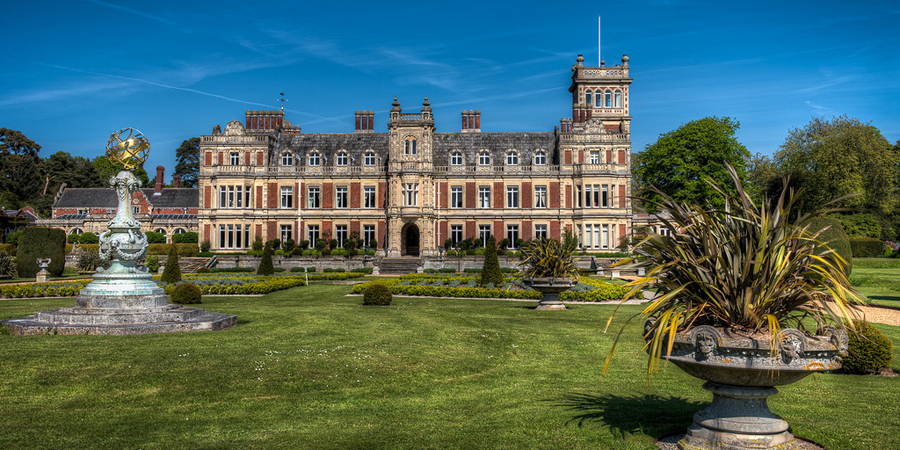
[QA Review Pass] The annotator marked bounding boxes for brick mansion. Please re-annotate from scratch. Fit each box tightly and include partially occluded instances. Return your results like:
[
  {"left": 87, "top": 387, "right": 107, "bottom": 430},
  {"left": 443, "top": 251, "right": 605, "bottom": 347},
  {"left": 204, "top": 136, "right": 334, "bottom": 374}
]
[{"left": 198, "top": 54, "right": 634, "bottom": 257}]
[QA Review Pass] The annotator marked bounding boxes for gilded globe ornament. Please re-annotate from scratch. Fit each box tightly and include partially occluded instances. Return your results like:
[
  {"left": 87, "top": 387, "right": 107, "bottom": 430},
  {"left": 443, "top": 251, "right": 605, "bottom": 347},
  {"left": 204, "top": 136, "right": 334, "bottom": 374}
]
[{"left": 106, "top": 127, "right": 150, "bottom": 170}]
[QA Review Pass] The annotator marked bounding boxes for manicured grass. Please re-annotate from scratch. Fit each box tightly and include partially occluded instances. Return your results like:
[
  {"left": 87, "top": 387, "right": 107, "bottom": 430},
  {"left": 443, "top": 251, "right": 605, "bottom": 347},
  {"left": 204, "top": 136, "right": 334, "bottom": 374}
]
[{"left": 1, "top": 284, "right": 899, "bottom": 449}]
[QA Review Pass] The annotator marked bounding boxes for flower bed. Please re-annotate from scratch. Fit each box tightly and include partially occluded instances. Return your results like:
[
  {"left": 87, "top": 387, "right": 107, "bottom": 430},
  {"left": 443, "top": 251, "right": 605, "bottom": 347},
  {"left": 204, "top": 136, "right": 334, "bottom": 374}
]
[
  {"left": 351, "top": 275, "right": 627, "bottom": 302},
  {"left": 0, "top": 281, "right": 90, "bottom": 299}
]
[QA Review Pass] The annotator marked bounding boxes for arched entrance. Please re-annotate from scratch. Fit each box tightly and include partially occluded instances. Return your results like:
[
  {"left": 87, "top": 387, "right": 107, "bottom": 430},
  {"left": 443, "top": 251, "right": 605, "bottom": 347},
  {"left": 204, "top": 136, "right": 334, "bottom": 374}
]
[{"left": 402, "top": 223, "right": 420, "bottom": 256}]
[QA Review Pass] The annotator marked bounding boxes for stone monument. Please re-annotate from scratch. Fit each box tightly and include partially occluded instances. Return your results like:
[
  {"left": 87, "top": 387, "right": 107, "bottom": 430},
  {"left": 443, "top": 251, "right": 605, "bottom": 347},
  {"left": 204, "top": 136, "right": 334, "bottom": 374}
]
[
  {"left": 35, "top": 258, "right": 51, "bottom": 283},
  {"left": 2, "top": 128, "right": 236, "bottom": 335}
]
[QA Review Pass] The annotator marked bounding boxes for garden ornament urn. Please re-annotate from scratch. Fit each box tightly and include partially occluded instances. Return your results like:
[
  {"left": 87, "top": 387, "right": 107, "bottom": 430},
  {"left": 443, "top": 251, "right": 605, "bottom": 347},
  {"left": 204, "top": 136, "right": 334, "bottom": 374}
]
[{"left": 527, "top": 277, "right": 576, "bottom": 310}]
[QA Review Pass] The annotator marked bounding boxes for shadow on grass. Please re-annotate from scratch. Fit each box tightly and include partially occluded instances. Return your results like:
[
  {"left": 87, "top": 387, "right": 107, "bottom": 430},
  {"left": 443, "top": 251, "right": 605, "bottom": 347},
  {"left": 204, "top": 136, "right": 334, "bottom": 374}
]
[
  {"left": 553, "top": 392, "right": 704, "bottom": 439},
  {"left": 866, "top": 294, "right": 900, "bottom": 304}
]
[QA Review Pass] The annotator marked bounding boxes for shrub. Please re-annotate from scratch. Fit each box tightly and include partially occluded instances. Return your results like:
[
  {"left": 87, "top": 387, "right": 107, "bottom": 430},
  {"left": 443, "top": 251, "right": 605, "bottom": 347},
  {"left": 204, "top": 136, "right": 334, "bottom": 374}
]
[
  {"left": 351, "top": 267, "right": 374, "bottom": 274},
  {"left": 145, "top": 231, "right": 166, "bottom": 244},
  {"left": 170, "top": 282, "right": 202, "bottom": 305},
  {"left": 196, "top": 267, "right": 210, "bottom": 274},
  {"left": 0, "top": 243, "right": 15, "bottom": 257},
  {"left": 282, "top": 239, "right": 295, "bottom": 256},
  {"left": 17, "top": 227, "right": 66, "bottom": 278},
  {"left": 67, "top": 234, "right": 80, "bottom": 244},
  {"left": 0, "top": 251, "right": 16, "bottom": 278},
  {"left": 481, "top": 236, "right": 504, "bottom": 287},
  {"left": 172, "top": 232, "right": 199, "bottom": 244},
  {"left": 835, "top": 213, "right": 881, "bottom": 238},
  {"left": 160, "top": 245, "right": 182, "bottom": 283},
  {"left": 145, "top": 255, "right": 160, "bottom": 273},
  {"left": 200, "top": 240, "right": 211, "bottom": 253},
  {"left": 257, "top": 245, "right": 275, "bottom": 275},
  {"left": 79, "top": 233, "right": 99, "bottom": 244},
  {"left": 76, "top": 251, "right": 108, "bottom": 272},
  {"left": 839, "top": 320, "right": 893, "bottom": 374},
  {"left": 252, "top": 236, "right": 264, "bottom": 251},
  {"left": 805, "top": 217, "right": 852, "bottom": 276},
  {"left": 363, "top": 283, "right": 393, "bottom": 306},
  {"left": 6, "top": 230, "right": 24, "bottom": 246},
  {"left": 274, "top": 249, "right": 286, "bottom": 256},
  {"left": 850, "top": 237, "right": 884, "bottom": 258}
]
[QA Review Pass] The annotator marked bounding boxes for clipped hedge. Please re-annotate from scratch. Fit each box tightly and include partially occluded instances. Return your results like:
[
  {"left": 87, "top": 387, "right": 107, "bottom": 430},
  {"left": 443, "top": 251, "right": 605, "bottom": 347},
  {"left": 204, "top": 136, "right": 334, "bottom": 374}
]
[
  {"left": 0, "top": 281, "right": 89, "bottom": 298},
  {"left": 850, "top": 237, "right": 884, "bottom": 258},
  {"left": 17, "top": 227, "right": 66, "bottom": 278},
  {"left": 840, "top": 320, "right": 893, "bottom": 374},
  {"left": 147, "top": 243, "right": 198, "bottom": 257}
]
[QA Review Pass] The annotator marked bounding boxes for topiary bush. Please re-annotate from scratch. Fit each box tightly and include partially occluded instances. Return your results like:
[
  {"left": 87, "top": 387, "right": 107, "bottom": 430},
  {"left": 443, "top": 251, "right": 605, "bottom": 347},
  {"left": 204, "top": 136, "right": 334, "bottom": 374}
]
[
  {"left": 481, "top": 236, "right": 504, "bottom": 287},
  {"left": 839, "top": 320, "right": 893, "bottom": 374},
  {"left": 170, "top": 282, "right": 202, "bottom": 305},
  {"left": 363, "top": 283, "right": 392, "bottom": 306},
  {"left": 196, "top": 267, "right": 210, "bottom": 273},
  {"left": 805, "top": 217, "right": 852, "bottom": 276},
  {"left": 849, "top": 237, "right": 884, "bottom": 258},
  {"left": 17, "top": 227, "right": 66, "bottom": 278},
  {"left": 160, "top": 245, "right": 182, "bottom": 283},
  {"left": 257, "top": 245, "right": 275, "bottom": 275}
]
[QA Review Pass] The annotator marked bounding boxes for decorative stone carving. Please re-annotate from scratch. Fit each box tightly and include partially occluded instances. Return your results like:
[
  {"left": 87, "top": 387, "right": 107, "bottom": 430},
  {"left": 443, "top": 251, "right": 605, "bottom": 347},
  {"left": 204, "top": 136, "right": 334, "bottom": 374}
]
[{"left": 224, "top": 120, "right": 245, "bottom": 135}]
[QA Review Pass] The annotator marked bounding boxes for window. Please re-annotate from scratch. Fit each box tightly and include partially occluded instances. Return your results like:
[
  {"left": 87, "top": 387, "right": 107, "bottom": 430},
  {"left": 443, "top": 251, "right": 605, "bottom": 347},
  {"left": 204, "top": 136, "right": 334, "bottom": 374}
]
[
  {"left": 336, "top": 225, "right": 348, "bottom": 248},
  {"left": 70, "top": 228, "right": 83, "bottom": 235},
  {"left": 605, "top": 89, "right": 612, "bottom": 107},
  {"left": 403, "top": 183, "right": 418, "bottom": 206},
  {"left": 174, "top": 228, "right": 186, "bottom": 235},
  {"left": 218, "top": 224, "right": 247, "bottom": 249},
  {"left": 307, "top": 225, "right": 320, "bottom": 243},
  {"left": 601, "top": 185, "right": 609, "bottom": 208},
  {"left": 230, "top": 152, "right": 240, "bottom": 165},
  {"left": 450, "top": 151, "right": 462, "bottom": 165},
  {"left": 364, "top": 151, "right": 376, "bottom": 166},
  {"left": 219, "top": 185, "right": 246, "bottom": 208},
  {"left": 534, "top": 151, "right": 546, "bottom": 165},
  {"left": 576, "top": 185, "right": 582, "bottom": 208},
  {"left": 153, "top": 228, "right": 166, "bottom": 235},
  {"left": 592, "top": 184, "right": 600, "bottom": 208},
  {"left": 336, "top": 186, "right": 348, "bottom": 208},
  {"left": 364, "top": 186, "right": 376, "bottom": 208},
  {"left": 478, "top": 151, "right": 490, "bottom": 165},
  {"left": 590, "top": 151, "right": 600, "bottom": 164},
  {"left": 308, "top": 152, "right": 320, "bottom": 166},
  {"left": 281, "top": 152, "right": 293, "bottom": 166},
  {"left": 404, "top": 139, "right": 417, "bottom": 155},
  {"left": 336, "top": 151, "right": 348, "bottom": 166},
  {"left": 133, "top": 206, "right": 140, "bottom": 215},
  {"left": 506, "top": 151, "right": 518, "bottom": 165},
  {"left": 307, "top": 186, "right": 320, "bottom": 209},
  {"left": 534, "top": 186, "right": 547, "bottom": 208},
  {"left": 506, "top": 186, "right": 519, "bottom": 208},
  {"left": 363, "top": 225, "right": 375, "bottom": 247},
  {"left": 450, "top": 186, "right": 463, "bottom": 208},
  {"left": 614, "top": 90, "right": 622, "bottom": 108},
  {"left": 281, "top": 186, "right": 293, "bottom": 208},
  {"left": 450, "top": 225, "right": 463, "bottom": 245},
  {"left": 506, "top": 225, "right": 519, "bottom": 248},
  {"left": 478, "top": 186, "right": 491, "bottom": 208},
  {"left": 535, "top": 224, "right": 548, "bottom": 240},
  {"left": 602, "top": 224, "right": 610, "bottom": 249},
  {"left": 280, "top": 225, "right": 292, "bottom": 243},
  {"left": 585, "top": 90, "right": 593, "bottom": 106},
  {"left": 77, "top": 209, "right": 88, "bottom": 215},
  {"left": 479, "top": 225, "right": 491, "bottom": 245}
]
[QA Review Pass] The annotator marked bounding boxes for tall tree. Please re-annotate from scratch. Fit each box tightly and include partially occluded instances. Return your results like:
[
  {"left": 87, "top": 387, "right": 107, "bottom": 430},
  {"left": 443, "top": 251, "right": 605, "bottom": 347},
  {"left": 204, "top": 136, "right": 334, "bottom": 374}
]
[
  {"left": 745, "top": 152, "right": 780, "bottom": 202},
  {"left": 173, "top": 137, "right": 200, "bottom": 188},
  {"left": 0, "top": 128, "right": 41, "bottom": 158},
  {"left": 774, "top": 116, "right": 896, "bottom": 215},
  {"left": 632, "top": 116, "right": 750, "bottom": 209},
  {"left": 0, "top": 129, "right": 42, "bottom": 209}
]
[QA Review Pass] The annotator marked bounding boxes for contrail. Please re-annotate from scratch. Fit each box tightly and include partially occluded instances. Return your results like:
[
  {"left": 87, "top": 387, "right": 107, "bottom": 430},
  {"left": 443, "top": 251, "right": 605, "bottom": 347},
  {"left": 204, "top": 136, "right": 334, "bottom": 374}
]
[{"left": 40, "top": 63, "right": 274, "bottom": 108}]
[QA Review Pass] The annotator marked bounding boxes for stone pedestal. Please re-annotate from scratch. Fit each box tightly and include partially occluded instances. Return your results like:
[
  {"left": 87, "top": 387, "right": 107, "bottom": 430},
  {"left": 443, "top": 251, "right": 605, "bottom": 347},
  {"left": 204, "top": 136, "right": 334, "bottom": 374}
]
[
  {"left": 35, "top": 269, "right": 50, "bottom": 284},
  {"left": 528, "top": 279, "right": 575, "bottom": 310}
]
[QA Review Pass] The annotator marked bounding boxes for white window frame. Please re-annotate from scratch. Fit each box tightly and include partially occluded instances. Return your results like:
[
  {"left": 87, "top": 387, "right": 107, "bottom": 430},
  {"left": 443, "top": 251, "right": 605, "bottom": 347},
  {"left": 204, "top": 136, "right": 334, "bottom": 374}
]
[
  {"left": 308, "top": 152, "right": 320, "bottom": 166},
  {"left": 534, "top": 185, "right": 547, "bottom": 208},
  {"left": 281, "top": 186, "right": 293, "bottom": 209},
  {"left": 479, "top": 225, "right": 491, "bottom": 245},
  {"left": 336, "top": 152, "right": 348, "bottom": 166},
  {"left": 534, "top": 151, "right": 546, "bottom": 165},
  {"left": 450, "top": 151, "right": 463, "bottom": 165},
  {"left": 230, "top": 152, "right": 240, "bottom": 165},
  {"left": 506, "top": 151, "right": 519, "bottom": 165},
  {"left": 364, "top": 186, "right": 376, "bottom": 208},
  {"left": 307, "top": 186, "right": 320, "bottom": 209},
  {"left": 506, "top": 186, "right": 519, "bottom": 208},
  {"left": 364, "top": 151, "right": 376, "bottom": 166},
  {"left": 450, "top": 186, "right": 463, "bottom": 208},
  {"left": 450, "top": 225, "right": 463, "bottom": 245},
  {"left": 506, "top": 225, "right": 519, "bottom": 248},
  {"left": 363, "top": 225, "right": 376, "bottom": 247},
  {"left": 336, "top": 186, "right": 348, "bottom": 208},
  {"left": 307, "top": 225, "right": 320, "bottom": 243},
  {"left": 478, "top": 186, "right": 491, "bottom": 208},
  {"left": 281, "top": 152, "right": 293, "bottom": 166},
  {"left": 403, "top": 183, "right": 418, "bottom": 206},
  {"left": 478, "top": 151, "right": 490, "bottom": 166}
]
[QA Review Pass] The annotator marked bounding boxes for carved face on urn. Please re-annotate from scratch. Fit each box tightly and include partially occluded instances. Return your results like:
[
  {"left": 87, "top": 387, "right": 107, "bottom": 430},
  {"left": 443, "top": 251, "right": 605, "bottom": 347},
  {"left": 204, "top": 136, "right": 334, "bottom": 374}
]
[{"left": 690, "top": 326, "right": 722, "bottom": 361}]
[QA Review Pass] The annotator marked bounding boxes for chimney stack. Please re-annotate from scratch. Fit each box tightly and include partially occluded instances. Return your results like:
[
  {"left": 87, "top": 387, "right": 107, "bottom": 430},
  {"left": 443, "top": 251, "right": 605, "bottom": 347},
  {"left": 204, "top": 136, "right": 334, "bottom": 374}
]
[
  {"left": 173, "top": 175, "right": 181, "bottom": 189},
  {"left": 355, "top": 110, "right": 375, "bottom": 133},
  {"left": 155, "top": 166, "right": 164, "bottom": 194},
  {"left": 461, "top": 110, "right": 481, "bottom": 132}
]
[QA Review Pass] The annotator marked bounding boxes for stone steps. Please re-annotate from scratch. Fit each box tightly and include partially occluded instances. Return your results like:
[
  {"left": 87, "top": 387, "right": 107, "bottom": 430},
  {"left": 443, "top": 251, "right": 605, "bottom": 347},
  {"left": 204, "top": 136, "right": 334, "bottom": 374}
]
[{"left": 378, "top": 257, "right": 422, "bottom": 275}]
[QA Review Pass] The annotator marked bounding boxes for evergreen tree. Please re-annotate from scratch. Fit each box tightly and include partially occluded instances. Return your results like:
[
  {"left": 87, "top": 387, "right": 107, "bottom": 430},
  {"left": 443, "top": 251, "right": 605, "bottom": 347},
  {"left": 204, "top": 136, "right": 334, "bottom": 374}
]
[
  {"left": 480, "top": 236, "right": 503, "bottom": 286},
  {"left": 160, "top": 245, "right": 182, "bottom": 283},
  {"left": 173, "top": 138, "right": 200, "bottom": 188},
  {"left": 257, "top": 244, "right": 275, "bottom": 275}
]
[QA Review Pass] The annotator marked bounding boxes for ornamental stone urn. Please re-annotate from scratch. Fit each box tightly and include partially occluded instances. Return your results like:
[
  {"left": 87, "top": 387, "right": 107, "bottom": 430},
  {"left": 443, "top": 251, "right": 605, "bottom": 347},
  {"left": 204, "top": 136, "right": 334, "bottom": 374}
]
[
  {"left": 527, "top": 277, "right": 577, "bottom": 310},
  {"left": 646, "top": 319, "right": 849, "bottom": 450}
]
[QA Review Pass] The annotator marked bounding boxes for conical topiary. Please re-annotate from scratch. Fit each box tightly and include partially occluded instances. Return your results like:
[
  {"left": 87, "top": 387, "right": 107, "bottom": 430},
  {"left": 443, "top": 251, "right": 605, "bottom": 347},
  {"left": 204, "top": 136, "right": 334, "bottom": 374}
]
[
  {"left": 257, "top": 244, "right": 275, "bottom": 276},
  {"left": 160, "top": 244, "right": 182, "bottom": 283},
  {"left": 481, "top": 236, "right": 504, "bottom": 287}
]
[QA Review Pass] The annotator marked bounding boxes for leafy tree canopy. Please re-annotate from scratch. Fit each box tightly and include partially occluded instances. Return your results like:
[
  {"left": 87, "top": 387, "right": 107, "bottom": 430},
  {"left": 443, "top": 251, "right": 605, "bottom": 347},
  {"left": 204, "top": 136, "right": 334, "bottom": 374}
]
[
  {"left": 173, "top": 137, "right": 200, "bottom": 188},
  {"left": 774, "top": 116, "right": 896, "bottom": 215},
  {"left": 0, "top": 128, "right": 41, "bottom": 158},
  {"left": 92, "top": 156, "right": 149, "bottom": 187},
  {"left": 632, "top": 116, "right": 749, "bottom": 209}
]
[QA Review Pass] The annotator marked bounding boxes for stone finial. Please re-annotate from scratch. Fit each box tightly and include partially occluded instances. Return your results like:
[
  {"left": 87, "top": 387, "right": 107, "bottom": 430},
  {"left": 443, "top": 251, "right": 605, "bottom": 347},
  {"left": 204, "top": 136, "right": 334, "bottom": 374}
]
[
  {"left": 422, "top": 95, "right": 430, "bottom": 107},
  {"left": 576, "top": 54, "right": 584, "bottom": 66},
  {"left": 391, "top": 96, "right": 401, "bottom": 111},
  {"left": 600, "top": 58, "right": 606, "bottom": 67},
  {"left": 622, "top": 54, "right": 629, "bottom": 67}
]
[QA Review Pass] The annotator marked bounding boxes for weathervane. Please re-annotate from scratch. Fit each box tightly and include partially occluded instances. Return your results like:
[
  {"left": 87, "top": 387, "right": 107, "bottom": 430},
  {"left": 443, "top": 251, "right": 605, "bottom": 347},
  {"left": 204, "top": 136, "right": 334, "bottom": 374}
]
[{"left": 277, "top": 92, "right": 288, "bottom": 111}]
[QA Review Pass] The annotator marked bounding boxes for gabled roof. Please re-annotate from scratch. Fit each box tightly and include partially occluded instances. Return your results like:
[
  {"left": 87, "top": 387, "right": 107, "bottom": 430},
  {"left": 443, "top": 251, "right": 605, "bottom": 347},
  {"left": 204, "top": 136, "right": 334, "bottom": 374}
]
[{"left": 54, "top": 188, "right": 199, "bottom": 209}]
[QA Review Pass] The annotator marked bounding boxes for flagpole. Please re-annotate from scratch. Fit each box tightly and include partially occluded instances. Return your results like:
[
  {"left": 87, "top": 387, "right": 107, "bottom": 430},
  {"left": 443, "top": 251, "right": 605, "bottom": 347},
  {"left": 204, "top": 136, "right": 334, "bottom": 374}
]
[{"left": 598, "top": 15, "right": 601, "bottom": 66}]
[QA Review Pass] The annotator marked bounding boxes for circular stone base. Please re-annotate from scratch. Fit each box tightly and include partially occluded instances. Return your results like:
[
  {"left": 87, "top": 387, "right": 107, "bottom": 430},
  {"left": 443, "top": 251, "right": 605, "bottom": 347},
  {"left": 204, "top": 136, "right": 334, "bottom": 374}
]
[
  {"left": 2, "top": 306, "right": 236, "bottom": 335},
  {"left": 536, "top": 303, "right": 567, "bottom": 310}
]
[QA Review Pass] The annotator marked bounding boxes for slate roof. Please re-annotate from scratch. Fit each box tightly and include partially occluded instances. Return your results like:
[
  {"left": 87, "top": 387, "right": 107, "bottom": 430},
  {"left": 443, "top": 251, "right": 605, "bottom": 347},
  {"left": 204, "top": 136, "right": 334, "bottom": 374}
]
[
  {"left": 278, "top": 132, "right": 558, "bottom": 166},
  {"left": 54, "top": 188, "right": 199, "bottom": 209}
]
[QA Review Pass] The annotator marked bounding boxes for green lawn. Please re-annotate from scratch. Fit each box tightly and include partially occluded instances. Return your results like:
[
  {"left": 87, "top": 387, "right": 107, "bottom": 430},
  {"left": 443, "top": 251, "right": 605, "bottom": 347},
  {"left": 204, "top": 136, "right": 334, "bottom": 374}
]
[
  {"left": 1, "top": 283, "right": 899, "bottom": 449},
  {"left": 851, "top": 258, "right": 900, "bottom": 307}
]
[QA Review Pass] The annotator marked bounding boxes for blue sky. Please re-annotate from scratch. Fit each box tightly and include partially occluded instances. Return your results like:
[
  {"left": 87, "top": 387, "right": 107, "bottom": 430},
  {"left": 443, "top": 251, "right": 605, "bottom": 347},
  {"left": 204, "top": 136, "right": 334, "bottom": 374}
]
[{"left": 1, "top": 0, "right": 897, "bottom": 182}]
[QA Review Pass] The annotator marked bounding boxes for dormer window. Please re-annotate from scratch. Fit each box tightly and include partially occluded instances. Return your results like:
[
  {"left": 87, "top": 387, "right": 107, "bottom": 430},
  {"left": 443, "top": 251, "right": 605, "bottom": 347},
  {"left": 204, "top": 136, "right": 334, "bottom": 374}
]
[
  {"left": 336, "top": 151, "right": 348, "bottom": 166},
  {"left": 478, "top": 151, "right": 491, "bottom": 166},
  {"left": 364, "top": 151, "right": 376, "bottom": 166},
  {"left": 281, "top": 152, "right": 293, "bottom": 166},
  {"left": 404, "top": 138, "right": 417, "bottom": 155},
  {"left": 534, "top": 151, "right": 546, "bottom": 165},
  {"left": 308, "top": 151, "right": 320, "bottom": 166},
  {"left": 450, "top": 151, "right": 463, "bottom": 166},
  {"left": 506, "top": 151, "right": 519, "bottom": 165}
]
